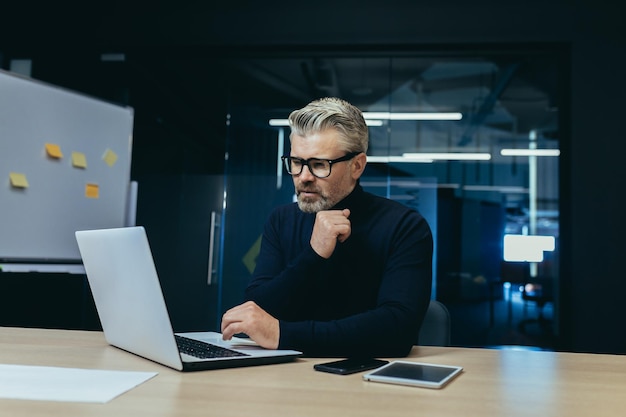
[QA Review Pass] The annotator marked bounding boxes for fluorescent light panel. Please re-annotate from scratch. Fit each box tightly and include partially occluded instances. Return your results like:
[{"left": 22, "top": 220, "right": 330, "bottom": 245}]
[
  {"left": 269, "top": 119, "right": 383, "bottom": 127},
  {"left": 463, "top": 185, "right": 528, "bottom": 193},
  {"left": 369, "top": 150, "right": 559, "bottom": 162},
  {"left": 367, "top": 156, "right": 434, "bottom": 163},
  {"left": 501, "top": 149, "right": 560, "bottom": 157},
  {"left": 402, "top": 152, "right": 492, "bottom": 161},
  {"left": 362, "top": 112, "right": 463, "bottom": 121},
  {"left": 269, "top": 111, "right": 462, "bottom": 126}
]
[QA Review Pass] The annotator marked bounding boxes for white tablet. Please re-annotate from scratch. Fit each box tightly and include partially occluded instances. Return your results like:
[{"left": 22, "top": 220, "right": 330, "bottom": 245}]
[{"left": 362, "top": 361, "right": 463, "bottom": 389}]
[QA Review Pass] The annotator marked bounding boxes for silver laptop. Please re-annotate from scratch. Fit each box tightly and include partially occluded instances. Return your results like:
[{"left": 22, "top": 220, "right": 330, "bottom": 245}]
[{"left": 75, "top": 226, "right": 301, "bottom": 372}]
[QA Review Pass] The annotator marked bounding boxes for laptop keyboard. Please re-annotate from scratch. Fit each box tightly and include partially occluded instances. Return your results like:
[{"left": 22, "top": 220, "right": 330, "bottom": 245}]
[{"left": 175, "top": 335, "right": 248, "bottom": 359}]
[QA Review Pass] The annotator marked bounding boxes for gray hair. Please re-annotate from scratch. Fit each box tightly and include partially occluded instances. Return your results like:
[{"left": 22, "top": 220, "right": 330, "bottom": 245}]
[{"left": 288, "top": 97, "right": 369, "bottom": 154}]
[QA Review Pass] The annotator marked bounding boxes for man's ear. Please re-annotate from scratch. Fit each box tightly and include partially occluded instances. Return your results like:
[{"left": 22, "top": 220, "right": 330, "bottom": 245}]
[{"left": 351, "top": 152, "right": 367, "bottom": 179}]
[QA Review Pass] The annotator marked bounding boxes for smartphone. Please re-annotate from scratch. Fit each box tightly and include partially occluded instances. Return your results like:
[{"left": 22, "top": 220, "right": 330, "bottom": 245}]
[
  {"left": 363, "top": 361, "right": 463, "bottom": 389},
  {"left": 314, "top": 358, "right": 389, "bottom": 375}
]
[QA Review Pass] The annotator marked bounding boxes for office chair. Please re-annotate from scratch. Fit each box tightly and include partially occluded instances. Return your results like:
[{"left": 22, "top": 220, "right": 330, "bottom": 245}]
[
  {"left": 519, "top": 276, "right": 554, "bottom": 333},
  {"left": 417, "top": 300, "right": 451, "bottom": 346}
]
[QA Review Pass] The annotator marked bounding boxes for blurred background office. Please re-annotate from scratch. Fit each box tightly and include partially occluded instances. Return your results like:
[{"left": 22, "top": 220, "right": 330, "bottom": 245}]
[{"left": 0, "top": 1, "right": 624, "bottom": 355}]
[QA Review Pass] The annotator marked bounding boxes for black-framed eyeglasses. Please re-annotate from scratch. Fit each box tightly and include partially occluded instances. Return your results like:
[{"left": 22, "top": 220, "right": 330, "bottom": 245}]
[{"left": 281, "top": 152, "right": 361, "bottom": 178}]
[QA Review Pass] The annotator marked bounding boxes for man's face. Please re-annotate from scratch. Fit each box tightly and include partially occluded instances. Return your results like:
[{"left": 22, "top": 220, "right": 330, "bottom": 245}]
[{"left": 289, "top": 129, "right": 358, "bottom": 213}]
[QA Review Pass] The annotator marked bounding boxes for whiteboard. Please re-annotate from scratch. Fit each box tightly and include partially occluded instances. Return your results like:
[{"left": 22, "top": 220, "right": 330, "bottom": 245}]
[{"left": 0, "top": 69, "right": 133, "bottom": 263}]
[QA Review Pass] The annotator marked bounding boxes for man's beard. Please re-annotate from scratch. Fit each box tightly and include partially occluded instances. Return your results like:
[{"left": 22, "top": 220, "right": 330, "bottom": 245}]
[
  {"left": 296, "top": 178, "right": 352, "bottom": 213},
  {"left": 296, "top": 192, "right": 332, "bottom": 213},
  {"left": 296, "top": 186, "right": 341, "bottom": 213}
]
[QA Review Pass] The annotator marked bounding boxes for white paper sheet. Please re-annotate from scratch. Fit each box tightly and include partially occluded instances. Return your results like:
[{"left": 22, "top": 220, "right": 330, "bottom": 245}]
[{"left": 0, "top": 364, "right": 158, "bottom": 403}]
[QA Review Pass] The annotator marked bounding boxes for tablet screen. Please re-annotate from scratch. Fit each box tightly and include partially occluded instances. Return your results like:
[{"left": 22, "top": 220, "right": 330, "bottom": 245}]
[
  {"left": 372, "top": 362, "right": 456, "bottom": 382},
  {"left": 363, "top": 361, "right": 463, "bottom": 388}
]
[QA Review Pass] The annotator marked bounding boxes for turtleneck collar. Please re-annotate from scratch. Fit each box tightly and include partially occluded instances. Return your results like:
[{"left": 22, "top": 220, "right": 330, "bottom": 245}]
[{"left": 331, "top": 182, "right": 366, "bottom": 212}]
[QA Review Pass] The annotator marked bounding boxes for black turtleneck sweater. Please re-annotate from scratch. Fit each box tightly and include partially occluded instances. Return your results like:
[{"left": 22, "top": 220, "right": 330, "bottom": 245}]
[{"left": 245, "top": 184, "right": 433, "bottom": 357}]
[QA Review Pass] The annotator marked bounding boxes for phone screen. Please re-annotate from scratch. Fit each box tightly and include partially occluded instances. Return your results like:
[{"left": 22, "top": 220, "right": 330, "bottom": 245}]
[{"left": 314, "top": 358, "right": 389, "bottom": 375}]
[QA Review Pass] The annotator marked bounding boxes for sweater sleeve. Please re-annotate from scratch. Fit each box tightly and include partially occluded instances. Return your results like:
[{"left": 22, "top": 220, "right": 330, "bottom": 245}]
[{"left": 245, "top": 206, "right": 327, "bottom": 318}]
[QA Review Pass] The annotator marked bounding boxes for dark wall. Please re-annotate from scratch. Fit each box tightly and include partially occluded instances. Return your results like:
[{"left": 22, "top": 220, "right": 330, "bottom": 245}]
[
  {"left": 1, "top": 1, "right": 624, "bottom": 353},
  {"left": 0, "top": 273, "right": 100, "bottom": 330}
]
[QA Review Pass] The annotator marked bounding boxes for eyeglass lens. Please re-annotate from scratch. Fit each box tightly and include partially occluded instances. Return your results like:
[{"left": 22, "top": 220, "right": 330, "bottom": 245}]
[{"left": 284, "top": 157, "right": 331, "bottom": 177}]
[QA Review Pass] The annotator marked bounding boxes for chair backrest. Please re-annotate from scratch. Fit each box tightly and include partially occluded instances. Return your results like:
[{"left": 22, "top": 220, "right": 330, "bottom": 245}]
[{"left": 417, "top": 300, "right": 451, "bottom": 346}]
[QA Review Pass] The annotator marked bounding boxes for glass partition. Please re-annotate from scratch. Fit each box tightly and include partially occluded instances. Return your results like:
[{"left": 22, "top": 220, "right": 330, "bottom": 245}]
[{"left": 220, "top": 48, "right": 562, "bottom": 347}]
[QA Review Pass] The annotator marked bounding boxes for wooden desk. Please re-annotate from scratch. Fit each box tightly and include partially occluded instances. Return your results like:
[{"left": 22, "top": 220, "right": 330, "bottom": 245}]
[{"left": 1, "top": 327, "right": 626, "bottom": 417}]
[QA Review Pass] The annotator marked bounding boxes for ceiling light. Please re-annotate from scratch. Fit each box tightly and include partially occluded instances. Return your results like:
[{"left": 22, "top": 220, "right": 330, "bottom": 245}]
[
  {"left": 463, "top": 185, "right": 528, "bottom": 193},
  {"left": 367, "top": 156, "right": 433, "bottom": 163},
  {"left": 500, "top": 149, "right": 560, "bottom": 157},
  {"left": 402, "top": 152, "right": 491, "bottom": 161},
  {"left": 362, "top": 112, "right": 463, "bottom": 121},
  {"left": 268, "top": 119, "right": 289, "bottom": 126},
  {"left": 270, "top": 119, "right": 385, "bottom": 127},
  {"left": 269, "top": 111, "right": 462, "bottom": 127}
]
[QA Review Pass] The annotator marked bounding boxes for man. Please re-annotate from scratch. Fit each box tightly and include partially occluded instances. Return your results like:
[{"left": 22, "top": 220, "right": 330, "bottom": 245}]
[{"left": 221, "top": 97, "right": 433, "bottom": 357}]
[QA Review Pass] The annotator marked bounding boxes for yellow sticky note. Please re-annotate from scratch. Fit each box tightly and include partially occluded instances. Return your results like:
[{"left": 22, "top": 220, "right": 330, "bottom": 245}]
[
  {"left": 72, "top": 152, "right": 87, "bottom": 168},
  {"left": 45, "top": 143, "right": 63, "bottom": 159},
  {"left": 9, "top": 172, "right": 29, "bottom": 188},
  {"left": 85, "top": 183, "right": 99, "bottom": 198},
  {"left": 102, "top": 148, "right": 118, "bottom": 167}
]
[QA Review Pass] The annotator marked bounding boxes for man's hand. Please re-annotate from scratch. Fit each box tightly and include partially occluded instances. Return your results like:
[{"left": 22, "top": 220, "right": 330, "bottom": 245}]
[
  {"left": 310, "top": 208, "right": 351, "bottom": 259},
  {"left": 221, "top": 301, "right": 280, "bottom": 349}
]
